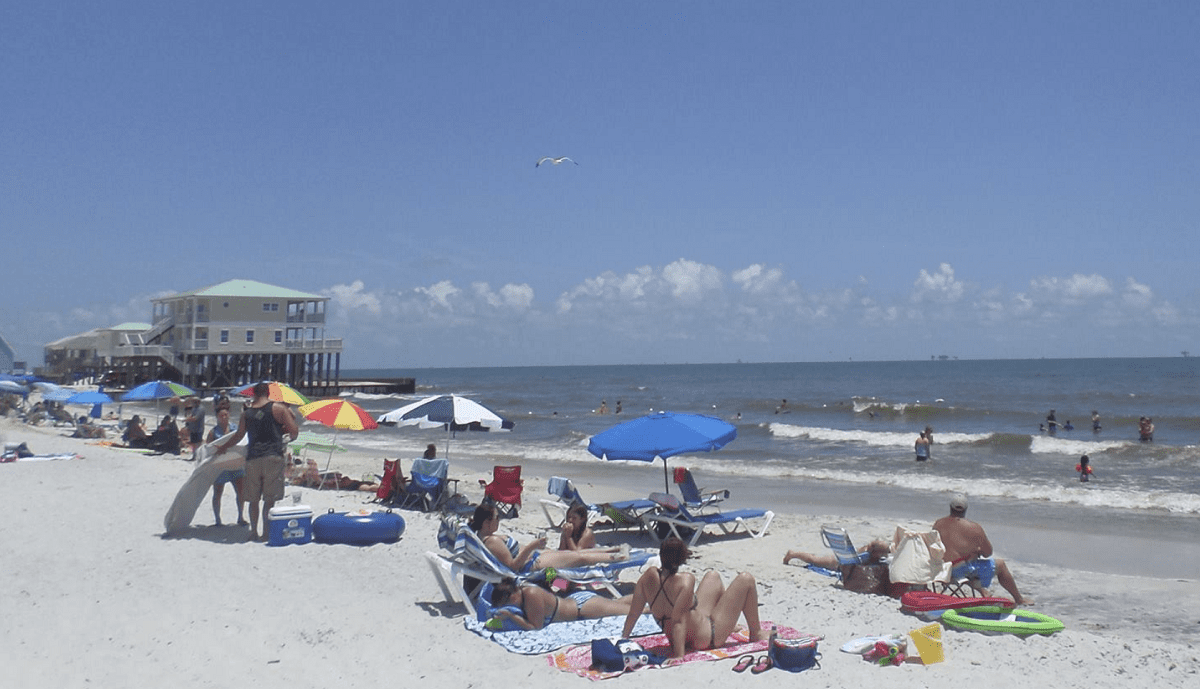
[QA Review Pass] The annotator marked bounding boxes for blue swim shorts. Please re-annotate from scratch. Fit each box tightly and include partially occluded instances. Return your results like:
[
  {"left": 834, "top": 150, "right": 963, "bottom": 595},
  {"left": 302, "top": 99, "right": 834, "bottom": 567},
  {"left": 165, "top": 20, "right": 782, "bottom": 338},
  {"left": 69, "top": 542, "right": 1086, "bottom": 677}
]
[{"left": 951, "top": 557, "right": 996, "bottom": 588}]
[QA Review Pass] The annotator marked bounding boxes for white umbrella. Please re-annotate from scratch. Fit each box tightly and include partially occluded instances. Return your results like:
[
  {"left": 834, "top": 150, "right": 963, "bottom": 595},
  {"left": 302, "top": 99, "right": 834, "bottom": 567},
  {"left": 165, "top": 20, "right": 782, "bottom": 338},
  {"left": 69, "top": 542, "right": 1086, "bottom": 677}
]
[{"left": 376, "top": 394, "right": 513, "bottom": 458}]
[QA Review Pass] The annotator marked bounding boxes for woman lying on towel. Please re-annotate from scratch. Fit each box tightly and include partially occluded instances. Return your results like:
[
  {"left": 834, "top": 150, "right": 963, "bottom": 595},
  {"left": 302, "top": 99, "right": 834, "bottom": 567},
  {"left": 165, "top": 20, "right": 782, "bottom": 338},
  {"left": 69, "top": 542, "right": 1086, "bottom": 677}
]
[
  {"left": 469, "top": 505, "right": 630, "bottom": 573},
  {"left": 622, "top": 537, "right": 768, "bottom": 658},
  {"left": 488, "top": 577, "right": 634, "bottom": 630}
]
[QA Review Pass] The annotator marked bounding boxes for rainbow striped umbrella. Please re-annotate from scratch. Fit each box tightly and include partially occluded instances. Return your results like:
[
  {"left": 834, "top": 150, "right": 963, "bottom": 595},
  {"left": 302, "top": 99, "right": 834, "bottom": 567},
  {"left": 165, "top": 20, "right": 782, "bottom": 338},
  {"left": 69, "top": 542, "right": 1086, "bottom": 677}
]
[
  {"left": 298, "top": 399, "right": 378, "bottom": 431},
  {"left": 297, "top": 399, "right": 377, "bottom": 489},
  {"left": 233, "top": 381, "right": 311, "bottom": 406}
]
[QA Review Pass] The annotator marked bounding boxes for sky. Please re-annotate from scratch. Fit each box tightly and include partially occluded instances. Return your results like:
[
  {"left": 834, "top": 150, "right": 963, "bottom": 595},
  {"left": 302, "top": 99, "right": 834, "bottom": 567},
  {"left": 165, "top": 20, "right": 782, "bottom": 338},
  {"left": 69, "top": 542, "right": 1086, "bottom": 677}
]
[{"left": 4, "top": 1, "right": 1199, "bottom": 369}]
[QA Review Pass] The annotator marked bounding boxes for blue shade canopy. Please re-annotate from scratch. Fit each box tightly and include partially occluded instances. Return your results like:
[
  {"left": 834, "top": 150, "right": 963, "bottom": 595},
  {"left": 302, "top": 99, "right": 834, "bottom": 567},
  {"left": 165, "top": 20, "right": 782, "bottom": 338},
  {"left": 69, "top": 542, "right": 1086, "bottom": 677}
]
[
  {"left": 65, "top": 391, "right": 113, "bottom": 405},
  {"left": 121, "top": 380, "right": 196, "bottom": 402},
  {"left": 587, "top": 411, "right": 737, "bottom": 492},
  {"left": 0, "top": 380, "right": 27, "bottom": 394}
]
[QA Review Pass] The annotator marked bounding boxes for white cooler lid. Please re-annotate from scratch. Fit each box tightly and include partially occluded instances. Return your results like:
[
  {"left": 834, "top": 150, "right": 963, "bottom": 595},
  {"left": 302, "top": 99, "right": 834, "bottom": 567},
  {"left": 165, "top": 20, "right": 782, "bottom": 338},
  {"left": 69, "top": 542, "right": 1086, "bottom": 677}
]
[{"left": 268, "top": 505, "right": 312, "bottom": 518}]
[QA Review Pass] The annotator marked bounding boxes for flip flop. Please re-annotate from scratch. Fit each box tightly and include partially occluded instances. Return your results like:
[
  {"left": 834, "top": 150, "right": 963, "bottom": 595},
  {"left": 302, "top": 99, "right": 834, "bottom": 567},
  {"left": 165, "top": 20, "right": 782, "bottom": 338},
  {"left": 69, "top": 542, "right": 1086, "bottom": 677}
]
[
  {"left": 750, "top": 655, "right": 773, "bottom": 674},
  {"left": 731, "top": 654, "right": 755, "bottom": 673}
]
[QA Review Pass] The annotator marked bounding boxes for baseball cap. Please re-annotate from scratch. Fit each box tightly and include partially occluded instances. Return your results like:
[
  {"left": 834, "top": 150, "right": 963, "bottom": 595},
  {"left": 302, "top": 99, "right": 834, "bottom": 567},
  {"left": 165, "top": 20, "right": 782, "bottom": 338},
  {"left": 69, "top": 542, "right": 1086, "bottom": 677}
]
[{"left": 949, "top": 493, "right": 968, "bottom": 511}]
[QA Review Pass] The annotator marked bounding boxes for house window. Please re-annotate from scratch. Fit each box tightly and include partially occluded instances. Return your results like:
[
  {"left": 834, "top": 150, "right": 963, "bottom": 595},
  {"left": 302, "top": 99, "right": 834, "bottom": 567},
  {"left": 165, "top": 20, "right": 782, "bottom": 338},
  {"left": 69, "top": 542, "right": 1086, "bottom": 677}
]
[
  {"left": 246, "top": 330, "right": 255, "bottom": 344},
  {"left": 274, "top": 330, "right": 283, "bottom": 344},
  {"left": 220, "top": 330, "right": 229, "bottom": 344},
  {"left": 262, "top": 302, "right": 279, "bottom": 312}
]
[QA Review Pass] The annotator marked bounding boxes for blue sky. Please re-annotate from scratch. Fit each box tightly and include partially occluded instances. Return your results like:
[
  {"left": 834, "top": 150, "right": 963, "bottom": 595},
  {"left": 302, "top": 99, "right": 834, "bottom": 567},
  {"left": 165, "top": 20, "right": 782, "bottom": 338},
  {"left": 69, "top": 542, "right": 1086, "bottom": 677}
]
[{"left": 4, "top": 2, "right": 1198, "bottom": 368}]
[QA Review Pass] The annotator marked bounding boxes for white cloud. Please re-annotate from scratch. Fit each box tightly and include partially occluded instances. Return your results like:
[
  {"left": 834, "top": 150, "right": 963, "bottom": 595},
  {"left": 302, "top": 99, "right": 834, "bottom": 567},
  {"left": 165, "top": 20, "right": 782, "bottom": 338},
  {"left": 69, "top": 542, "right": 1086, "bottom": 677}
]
[
  {"left": 1029, "top": 273, "right": 1112, "bottom": 300},
  {"left": 326, "top": 280, "right": 381, "bottom": 315},
  {"left": 472, "top": 282, "right": 535, "bottom": 310},
  {"left": 912, "top": 263, "right": 965, "bottom": 304}
]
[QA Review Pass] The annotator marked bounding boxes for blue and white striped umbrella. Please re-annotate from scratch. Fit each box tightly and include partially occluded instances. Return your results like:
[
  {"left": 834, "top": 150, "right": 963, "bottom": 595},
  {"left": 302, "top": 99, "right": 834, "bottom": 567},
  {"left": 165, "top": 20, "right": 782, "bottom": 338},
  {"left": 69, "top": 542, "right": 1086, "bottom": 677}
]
[{"left": 377, "top": 394, "right": 513, "bottom": 458}]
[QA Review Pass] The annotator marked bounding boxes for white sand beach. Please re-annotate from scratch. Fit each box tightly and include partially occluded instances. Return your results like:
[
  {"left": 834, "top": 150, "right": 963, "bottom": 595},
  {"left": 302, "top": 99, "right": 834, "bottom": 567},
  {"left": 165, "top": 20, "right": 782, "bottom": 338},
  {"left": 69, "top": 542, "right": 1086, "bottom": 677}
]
[{"left": 1, "top": 417, "right": 1197, "bottom": 688}]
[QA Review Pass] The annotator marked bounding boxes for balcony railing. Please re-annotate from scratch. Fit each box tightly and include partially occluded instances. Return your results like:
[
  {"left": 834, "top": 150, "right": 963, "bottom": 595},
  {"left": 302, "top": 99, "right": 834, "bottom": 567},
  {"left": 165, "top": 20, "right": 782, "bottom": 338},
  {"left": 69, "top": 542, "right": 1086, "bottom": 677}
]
[{"left": 285, "top": 338, "right": 342, "bottom": 351}]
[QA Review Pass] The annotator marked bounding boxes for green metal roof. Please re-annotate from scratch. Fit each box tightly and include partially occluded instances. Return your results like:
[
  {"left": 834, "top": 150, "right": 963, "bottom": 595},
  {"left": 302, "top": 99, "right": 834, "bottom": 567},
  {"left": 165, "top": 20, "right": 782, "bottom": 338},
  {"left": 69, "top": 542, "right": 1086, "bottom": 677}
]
[{"left": 155, "top": 279, "right": 326, "bottom": 301}]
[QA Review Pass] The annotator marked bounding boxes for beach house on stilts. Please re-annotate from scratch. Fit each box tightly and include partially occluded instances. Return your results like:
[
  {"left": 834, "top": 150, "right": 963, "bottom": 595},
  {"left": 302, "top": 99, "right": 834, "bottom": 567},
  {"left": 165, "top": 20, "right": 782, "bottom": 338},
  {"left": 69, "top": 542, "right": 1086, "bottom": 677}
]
[{"left": 43, "top": 279, "right": 343, "bottom": 392}]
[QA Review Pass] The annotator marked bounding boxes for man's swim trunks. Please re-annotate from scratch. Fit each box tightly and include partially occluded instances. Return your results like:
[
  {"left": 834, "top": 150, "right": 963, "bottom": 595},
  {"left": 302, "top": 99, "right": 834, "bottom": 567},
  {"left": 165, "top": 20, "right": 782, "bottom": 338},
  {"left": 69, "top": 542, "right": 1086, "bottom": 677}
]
[{"left": 951, "top": 557, "right": 996, "bottom": 588}]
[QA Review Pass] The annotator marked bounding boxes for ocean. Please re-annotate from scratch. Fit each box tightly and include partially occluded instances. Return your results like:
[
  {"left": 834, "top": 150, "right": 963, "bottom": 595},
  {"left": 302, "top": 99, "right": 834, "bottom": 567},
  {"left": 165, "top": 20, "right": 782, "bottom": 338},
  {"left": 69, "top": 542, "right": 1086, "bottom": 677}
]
[{"left": 330, "top": 358, "right": 1199, "bottom": 577}]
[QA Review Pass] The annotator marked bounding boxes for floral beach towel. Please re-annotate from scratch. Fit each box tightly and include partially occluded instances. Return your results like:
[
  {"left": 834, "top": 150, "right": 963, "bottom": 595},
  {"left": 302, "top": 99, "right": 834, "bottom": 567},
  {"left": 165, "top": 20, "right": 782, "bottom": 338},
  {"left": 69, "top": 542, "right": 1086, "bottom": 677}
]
[{"left": 547, "top": 622, "right": 814, "bottom": 680}]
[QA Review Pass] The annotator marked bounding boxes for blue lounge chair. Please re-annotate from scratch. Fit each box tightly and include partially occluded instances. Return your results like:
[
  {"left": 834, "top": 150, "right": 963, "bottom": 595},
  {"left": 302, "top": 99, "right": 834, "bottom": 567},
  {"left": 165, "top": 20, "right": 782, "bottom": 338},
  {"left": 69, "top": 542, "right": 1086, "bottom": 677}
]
[
  {"left": 819, "top": 525, "right": 874, "bottom": 566},
  {"left": 425, "top": 518, "right": 650, "bottom": 617},
  {"left": 397, "top": 458, "right": 450, "bottom": 512},
  {"left": 539, "top": 476, "right": 657, "bottom": 531},
  {"left": 644, "top": 492, "right": 774, "bottom": 547},
  {"left": 673, "top": 467, "right": 729, "bottom": 511}
]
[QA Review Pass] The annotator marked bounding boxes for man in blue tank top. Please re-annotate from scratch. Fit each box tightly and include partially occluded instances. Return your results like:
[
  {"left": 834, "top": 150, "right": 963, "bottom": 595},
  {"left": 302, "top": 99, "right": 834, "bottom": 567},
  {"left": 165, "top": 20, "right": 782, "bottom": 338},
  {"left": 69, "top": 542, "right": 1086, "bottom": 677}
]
[{"left": 215, "top": 382, "right": 299, "bottom": 541}]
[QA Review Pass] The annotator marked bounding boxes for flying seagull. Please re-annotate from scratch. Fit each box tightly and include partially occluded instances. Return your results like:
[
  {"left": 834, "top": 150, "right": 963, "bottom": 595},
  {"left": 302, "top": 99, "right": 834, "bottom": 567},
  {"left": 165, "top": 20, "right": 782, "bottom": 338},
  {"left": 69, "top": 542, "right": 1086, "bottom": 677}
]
[{"left": 536, "top": 156, "right": 578, "bottom": 167}]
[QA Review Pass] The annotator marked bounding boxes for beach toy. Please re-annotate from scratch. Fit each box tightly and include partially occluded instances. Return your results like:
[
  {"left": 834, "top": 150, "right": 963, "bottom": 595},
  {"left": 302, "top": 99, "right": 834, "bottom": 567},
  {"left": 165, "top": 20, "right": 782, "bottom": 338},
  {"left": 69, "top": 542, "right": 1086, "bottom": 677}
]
[
  {"left": 312, "top": 509, "right": 405, "bottom": 546},
  {"left": 862, "top": 640, "right": 905, "bottom": 666},
  {"left": 908, "top": 623, "right": 944, "bottom": 664},
  {"left": 940, "top": 606, "right": 1064, "bottom": 636}
]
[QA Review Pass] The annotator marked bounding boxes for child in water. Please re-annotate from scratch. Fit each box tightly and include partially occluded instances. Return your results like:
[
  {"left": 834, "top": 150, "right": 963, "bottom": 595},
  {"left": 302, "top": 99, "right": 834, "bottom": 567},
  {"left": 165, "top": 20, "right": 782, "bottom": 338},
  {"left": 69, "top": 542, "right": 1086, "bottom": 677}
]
[{"left": 1075, "top": 455, "right": 1094, "bottom": 483}]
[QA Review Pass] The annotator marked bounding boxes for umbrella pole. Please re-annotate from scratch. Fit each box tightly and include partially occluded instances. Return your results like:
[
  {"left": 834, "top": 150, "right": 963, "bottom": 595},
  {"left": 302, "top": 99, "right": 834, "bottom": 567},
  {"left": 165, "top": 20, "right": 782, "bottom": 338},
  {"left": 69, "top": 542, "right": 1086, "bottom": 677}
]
[
  {"left": 663, "top": 459, "right": 670, "bottom": 494},
  {"left": 320, "top": 430, "right": 340, "bottom": 491}
]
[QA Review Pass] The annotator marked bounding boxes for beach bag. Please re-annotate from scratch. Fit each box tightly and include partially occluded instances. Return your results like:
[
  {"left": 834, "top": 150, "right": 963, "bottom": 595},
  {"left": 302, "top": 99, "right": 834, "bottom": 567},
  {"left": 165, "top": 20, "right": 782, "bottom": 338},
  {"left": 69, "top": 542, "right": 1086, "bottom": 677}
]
[
  {"left": 590, "top": 638, "right": 664, "bottom": 672},
  {"left": 375, "top": 459, "right": 402, "bottom": 501},
  {"left": 769, "top": 635, "right": 821, "bottom": 672},
  {"left": 888, "top": 526, "right": 948, "bottom": 584}
]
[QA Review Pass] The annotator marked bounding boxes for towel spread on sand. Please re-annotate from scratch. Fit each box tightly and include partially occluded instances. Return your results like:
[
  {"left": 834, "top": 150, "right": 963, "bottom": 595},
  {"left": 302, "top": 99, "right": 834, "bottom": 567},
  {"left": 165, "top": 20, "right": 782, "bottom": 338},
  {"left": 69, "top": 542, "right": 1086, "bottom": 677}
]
[
  {"left": 464, "top": 613, "right": 660, "bottom": 655},
  {"left": 1, "top": 453, "right": 82, "bottom": 462},
  {"left": 547, "top": 622, "right": 810, "bottom": 680}
]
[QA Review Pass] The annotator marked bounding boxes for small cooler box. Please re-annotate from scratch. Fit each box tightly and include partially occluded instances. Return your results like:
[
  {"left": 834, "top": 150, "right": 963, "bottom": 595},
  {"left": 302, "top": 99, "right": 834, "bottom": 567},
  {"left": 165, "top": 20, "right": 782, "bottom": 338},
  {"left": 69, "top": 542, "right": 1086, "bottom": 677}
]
[{"left": 267, "top": 505, "right": 313, "bottom": 546}]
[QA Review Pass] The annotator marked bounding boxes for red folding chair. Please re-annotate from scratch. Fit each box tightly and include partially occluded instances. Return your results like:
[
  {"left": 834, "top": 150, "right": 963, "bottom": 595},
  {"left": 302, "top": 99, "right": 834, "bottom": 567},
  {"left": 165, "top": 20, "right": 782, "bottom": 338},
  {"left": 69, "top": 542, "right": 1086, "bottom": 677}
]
[{"left": 480, "top": 465, "right": 524, "bottom": 519}]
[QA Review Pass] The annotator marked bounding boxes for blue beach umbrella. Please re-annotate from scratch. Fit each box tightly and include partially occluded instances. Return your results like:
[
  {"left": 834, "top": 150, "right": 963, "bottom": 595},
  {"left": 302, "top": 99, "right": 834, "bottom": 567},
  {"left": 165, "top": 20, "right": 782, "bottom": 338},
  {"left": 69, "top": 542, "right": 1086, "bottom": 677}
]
[
  {"left": 587, "top": 411, "right": 738, "bottom": 493},
  {"left": 122, "top": 380, "right": 196, "bottom": 402},
  {"left": 0, "top": 380, "right": 27, "bottom": 394},
  {"left": 65, "top": 391, "right": 113, "bottom": 405}
]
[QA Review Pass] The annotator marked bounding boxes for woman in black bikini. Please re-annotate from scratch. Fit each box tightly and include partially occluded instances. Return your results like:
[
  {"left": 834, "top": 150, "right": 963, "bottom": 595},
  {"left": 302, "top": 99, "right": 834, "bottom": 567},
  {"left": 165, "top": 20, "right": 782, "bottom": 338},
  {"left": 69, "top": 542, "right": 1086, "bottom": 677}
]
[
  {"left": 621, "top": 537, "right": 767, "bottom": 657},
  {"left": 488, "top": 577, "right": 634, "bottom": 630}
]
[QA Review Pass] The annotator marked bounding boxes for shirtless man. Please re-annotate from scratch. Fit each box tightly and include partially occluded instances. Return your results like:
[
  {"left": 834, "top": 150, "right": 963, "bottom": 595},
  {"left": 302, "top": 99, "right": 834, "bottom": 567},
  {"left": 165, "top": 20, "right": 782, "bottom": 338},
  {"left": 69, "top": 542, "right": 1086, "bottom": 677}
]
[{"left": 933, "top": 494, "right": 1031, "bottom": 605}]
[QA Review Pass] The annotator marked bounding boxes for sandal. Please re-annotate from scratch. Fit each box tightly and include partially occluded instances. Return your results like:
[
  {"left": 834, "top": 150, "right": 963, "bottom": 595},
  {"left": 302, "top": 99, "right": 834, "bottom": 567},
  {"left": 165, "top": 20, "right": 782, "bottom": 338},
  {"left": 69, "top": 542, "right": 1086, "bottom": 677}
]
[
  {"left": 732, "top": 654, "right": 755, "bottom": 673},
  {"left": 751, "top": 655, "right": 773, "bottom": 674}
]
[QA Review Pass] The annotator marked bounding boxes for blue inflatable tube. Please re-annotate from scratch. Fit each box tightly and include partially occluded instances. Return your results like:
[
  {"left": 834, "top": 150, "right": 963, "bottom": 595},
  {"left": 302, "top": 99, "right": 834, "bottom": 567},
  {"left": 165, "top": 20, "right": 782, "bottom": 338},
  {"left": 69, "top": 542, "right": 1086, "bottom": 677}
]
[{"left": 312, "top": 509, "right": 405, "bottom": 545}]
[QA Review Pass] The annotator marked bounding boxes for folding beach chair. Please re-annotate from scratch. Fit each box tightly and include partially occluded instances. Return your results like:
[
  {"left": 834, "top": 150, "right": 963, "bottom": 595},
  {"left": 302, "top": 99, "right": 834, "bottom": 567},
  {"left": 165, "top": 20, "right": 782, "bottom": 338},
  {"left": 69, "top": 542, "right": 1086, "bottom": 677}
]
[
  {"left": 539, "top": 476, "right": 657, "bottom": 532},
  {"left": 819, "top": 525, "right": 874, "bottom": 567},
  {"left": 479, "top": 465, "right": 523, "bottom": 519},
  {"left": 425, "top": 518, "right": 649, "bottom": 617},
  {"left": 644, "top": 492, "right": 774, "bottom": 547},
  {"left": 673, "top": 467, "right": 729, "bottom": 511},
  {"left": 398, "top": 458, "right": 450, "bottom": 512}
]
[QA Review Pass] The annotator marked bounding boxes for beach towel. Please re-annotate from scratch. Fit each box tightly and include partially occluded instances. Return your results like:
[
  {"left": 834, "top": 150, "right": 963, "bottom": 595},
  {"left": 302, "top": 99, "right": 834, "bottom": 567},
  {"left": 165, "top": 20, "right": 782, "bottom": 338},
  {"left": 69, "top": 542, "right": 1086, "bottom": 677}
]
[
  {"left": 547, "top": 623, "right": 813, "bottom": 680},
  {"left": 464, "top": 613, "right": 660, "bottom": 655},
  {"left": 163, "top": 434, "right": 247, "bottom": 535},
  {"left": 1, "top": 452, "right": 82, "bottom": 463}
]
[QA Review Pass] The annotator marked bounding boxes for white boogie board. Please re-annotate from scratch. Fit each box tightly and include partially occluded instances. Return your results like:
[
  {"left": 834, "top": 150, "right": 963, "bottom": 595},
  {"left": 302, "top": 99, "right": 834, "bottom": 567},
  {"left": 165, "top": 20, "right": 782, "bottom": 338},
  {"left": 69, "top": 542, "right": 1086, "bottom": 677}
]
[{"left": 163, "top": 433, "right": 247, "bottom": 535}]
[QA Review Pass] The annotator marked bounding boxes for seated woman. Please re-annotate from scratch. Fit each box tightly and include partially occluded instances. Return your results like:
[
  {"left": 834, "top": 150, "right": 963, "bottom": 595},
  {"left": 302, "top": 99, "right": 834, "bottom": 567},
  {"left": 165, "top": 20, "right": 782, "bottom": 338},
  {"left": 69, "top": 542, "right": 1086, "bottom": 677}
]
[
  {"left": 488, "top": 577, "right": 633, "bottom": 630},
  {"left": 469, "top": 505, "right": 628, "bottom": 574},
  {"left": 123, "top": 415, "right": 151, "bottom": 448},
  {"left": 622, "top": 537, "right": 767, "bottom": 658},
  {"left": 558, "top": 503, "right": 598, "bottom": 551}
]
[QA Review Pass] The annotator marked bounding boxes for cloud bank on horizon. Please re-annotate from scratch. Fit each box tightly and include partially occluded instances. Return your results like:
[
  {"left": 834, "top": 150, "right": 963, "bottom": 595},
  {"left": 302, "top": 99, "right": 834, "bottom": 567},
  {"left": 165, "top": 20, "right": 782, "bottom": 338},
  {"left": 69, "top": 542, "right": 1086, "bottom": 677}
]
[{"left": 11, "top": 259, "right": 1188, "bottom": 369}]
